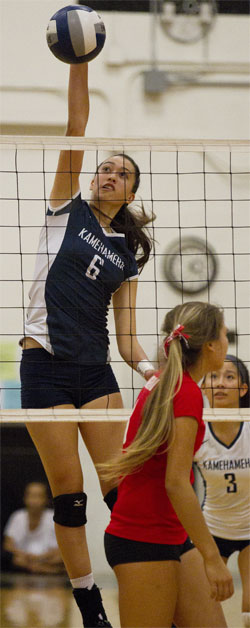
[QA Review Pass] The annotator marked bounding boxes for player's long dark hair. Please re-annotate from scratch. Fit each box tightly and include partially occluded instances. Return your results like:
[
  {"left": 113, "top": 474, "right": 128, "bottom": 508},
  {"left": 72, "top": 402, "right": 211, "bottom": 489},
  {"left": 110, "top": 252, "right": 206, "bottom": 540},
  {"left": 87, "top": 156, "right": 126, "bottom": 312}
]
[
  {"left": 98, "top": 154, "right": 155, "bottom": 271},
  {"left": 225, "top": 354, "right": 249, "bottom": 407},
  {"left": 100, "top": 302, "right": 224, "bottom": 482}
]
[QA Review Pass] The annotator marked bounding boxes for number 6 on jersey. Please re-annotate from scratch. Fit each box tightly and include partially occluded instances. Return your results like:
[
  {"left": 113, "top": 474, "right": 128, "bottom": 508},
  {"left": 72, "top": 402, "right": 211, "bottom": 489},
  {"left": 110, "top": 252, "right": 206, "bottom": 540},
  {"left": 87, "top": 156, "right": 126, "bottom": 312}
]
[{"left": 86, "top": 254, "right": 104, "bottom": 280}]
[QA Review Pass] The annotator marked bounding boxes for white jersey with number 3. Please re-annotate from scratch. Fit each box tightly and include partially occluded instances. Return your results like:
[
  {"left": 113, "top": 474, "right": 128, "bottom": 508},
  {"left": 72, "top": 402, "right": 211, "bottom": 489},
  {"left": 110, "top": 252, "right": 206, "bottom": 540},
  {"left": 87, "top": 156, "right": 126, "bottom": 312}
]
[{"left": 194, "top": 421, "right": 250, "bottom": 540}]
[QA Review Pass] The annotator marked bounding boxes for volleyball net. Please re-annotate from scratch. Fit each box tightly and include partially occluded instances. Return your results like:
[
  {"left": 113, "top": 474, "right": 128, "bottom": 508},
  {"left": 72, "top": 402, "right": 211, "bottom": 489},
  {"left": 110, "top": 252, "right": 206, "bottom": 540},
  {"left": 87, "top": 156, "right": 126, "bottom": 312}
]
[
  {"left": 0, "top": 408, "right": 250, "bottom": 424},
  {"left": 0, "top": 136, "right": 249, "bottom": 422}
]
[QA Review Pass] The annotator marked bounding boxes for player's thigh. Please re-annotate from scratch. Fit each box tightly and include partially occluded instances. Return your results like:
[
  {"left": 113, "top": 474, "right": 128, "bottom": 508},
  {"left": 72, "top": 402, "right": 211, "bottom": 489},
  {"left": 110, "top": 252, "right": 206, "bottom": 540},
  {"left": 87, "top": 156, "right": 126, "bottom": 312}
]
[
  {"left": 26, "top": 406, "right": 82, "bottom": 495},
  {"left": 79, "top": 393, "right": 126, "bottom": 465},
  {"left": 81, "top": 392, "right": 124, "bottom": 410},
  {"left": 238, "top": 544, "right": 250, "bottom": 611},
  {"left": 114, "top": 560, "right": 179, "bottom": 628},
  {"left": 174, "top": 547, "right": 227, "bottom": 628}
]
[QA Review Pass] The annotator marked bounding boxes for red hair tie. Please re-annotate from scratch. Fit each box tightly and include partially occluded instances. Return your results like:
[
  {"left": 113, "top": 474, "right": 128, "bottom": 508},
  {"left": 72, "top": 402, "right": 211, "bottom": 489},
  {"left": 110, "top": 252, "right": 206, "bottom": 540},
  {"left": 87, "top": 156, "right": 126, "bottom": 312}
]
[{"left": 164, "top": 324, "right": 190, "bottom": 358}]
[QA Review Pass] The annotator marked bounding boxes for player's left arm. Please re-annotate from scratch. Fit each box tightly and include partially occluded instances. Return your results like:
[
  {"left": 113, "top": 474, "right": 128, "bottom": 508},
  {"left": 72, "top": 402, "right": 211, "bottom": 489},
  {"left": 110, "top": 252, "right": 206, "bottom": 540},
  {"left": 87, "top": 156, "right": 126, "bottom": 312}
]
[
  {"left": 112, "top": 279, "right": 155, "bottom": 379},
  {"left": 166, "top": 416, "right": 234, "bottom": 601}
]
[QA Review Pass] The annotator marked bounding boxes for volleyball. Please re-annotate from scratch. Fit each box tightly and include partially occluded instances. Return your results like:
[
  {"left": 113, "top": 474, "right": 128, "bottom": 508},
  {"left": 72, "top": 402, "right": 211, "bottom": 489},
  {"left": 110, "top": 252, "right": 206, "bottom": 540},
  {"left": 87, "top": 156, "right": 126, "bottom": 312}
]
[{"left": 46, "top": 4, "right": 106, "bottom": 64}]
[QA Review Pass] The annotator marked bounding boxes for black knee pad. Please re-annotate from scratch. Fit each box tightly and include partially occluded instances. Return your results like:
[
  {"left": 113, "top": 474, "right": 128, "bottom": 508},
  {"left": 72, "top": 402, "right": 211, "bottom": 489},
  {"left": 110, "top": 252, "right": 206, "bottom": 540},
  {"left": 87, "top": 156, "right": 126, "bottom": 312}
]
[
  {"left": 103, "top": 487, "right": 118, "bottom": 512},
  {"left": 53, "top": 492, "right": 87, "bottom": 527}
]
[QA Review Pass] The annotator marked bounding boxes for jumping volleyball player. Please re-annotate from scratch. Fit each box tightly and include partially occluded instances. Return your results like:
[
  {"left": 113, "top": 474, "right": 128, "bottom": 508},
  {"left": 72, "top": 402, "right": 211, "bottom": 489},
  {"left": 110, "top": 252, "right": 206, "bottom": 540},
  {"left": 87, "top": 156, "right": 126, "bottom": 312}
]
[
  {"left": 20, "top": 63, "right": 155, "bottom": 628},
  {"left": 194, "top": 355, "right": 250, "bottom": 628},
  {"left": 101, "top": 302, "right": 234, "bottom": 628}
]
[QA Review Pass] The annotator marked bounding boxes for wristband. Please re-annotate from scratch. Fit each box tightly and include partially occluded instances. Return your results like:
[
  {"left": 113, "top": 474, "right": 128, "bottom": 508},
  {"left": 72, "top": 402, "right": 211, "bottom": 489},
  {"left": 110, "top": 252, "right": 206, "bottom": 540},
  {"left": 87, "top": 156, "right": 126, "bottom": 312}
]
[{"left": 136, "top": 360, "right": 154, "bottom": 377}]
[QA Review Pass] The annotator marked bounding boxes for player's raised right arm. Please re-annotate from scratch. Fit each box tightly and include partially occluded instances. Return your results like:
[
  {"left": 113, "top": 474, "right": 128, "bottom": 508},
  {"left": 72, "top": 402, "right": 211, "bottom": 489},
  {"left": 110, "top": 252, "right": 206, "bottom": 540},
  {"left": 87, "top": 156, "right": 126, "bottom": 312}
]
[{"left": 50, "top": 64, "right": 89, "bottom": 209}]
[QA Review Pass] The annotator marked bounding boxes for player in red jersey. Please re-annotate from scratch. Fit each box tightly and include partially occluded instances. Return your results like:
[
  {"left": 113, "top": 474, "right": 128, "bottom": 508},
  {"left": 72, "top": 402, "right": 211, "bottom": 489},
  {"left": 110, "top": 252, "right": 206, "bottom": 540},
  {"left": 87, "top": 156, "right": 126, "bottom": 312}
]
[{"left": 101, "top": 301, "right": 234, "bottom": 628}]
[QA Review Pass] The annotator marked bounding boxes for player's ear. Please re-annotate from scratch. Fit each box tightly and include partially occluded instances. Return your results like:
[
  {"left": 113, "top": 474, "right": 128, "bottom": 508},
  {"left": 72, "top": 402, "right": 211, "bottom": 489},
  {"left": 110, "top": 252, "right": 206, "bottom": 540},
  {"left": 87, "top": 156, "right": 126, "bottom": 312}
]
[
  {"left": 239, "top": 382, "right": 248, "bottom": 399},
  {"left": 202, "top": 341, "right": 218, "bottom": 371},
  {"left": 204, "top": 340, "right": 216, "bottom": 355},
  {"left": 90, "top": 178, "right": 95, "bottom": 190},
  {"left": 127, "top": 192, "right": 135, "bottom": 204}
]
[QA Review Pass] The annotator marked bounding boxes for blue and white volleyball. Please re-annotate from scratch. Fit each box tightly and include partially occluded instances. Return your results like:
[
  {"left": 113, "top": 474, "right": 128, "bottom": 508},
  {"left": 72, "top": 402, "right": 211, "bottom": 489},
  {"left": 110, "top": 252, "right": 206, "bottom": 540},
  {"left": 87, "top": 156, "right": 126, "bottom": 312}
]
[{"left": 46, "top": 5, "right": 106, "bottom": 64}]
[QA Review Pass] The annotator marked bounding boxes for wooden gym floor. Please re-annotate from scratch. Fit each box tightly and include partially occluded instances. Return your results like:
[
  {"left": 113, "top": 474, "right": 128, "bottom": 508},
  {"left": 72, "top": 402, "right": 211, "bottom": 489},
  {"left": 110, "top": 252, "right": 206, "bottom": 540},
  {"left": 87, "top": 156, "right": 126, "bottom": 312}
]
[{"left": 0, "top": 553, "right": 242, "bottom": 628}]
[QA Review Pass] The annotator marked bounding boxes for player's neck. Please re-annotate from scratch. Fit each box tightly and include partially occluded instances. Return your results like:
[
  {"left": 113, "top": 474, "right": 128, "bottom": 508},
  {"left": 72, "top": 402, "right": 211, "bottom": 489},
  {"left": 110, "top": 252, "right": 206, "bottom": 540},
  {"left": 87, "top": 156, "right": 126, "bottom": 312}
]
[
  {"left": 210, "top": 420, "right": 242, "bottom": 444},
  {"left": 28, "top": 510, "right": 43, "bottom": 530},
  {"left": 187, "top": 361, "right": 205, "bottom": 384},
  {"left": 89, "top": 201, "right": 120, "bottom": 228}
]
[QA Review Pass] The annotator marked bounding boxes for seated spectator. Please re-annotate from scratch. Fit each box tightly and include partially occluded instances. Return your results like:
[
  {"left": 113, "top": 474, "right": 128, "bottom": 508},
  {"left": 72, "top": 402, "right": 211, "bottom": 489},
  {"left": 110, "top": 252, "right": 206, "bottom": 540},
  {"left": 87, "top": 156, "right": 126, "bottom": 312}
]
[{"left": 3, "top": 482, "right": 65, "bottom": 574}]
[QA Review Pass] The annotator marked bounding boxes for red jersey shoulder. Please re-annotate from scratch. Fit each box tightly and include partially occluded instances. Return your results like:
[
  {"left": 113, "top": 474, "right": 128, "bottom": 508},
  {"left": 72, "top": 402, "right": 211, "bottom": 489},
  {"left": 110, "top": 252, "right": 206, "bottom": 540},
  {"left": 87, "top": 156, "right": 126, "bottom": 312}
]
[
  {"left": 124, "top": 375, "right": 159, "bottom": 447},
  {"left": 174, "top": 373, "right": 203, "bottom": 422},
  {"left": 125, "top": 372, "right": 203, "bottom": 449}
]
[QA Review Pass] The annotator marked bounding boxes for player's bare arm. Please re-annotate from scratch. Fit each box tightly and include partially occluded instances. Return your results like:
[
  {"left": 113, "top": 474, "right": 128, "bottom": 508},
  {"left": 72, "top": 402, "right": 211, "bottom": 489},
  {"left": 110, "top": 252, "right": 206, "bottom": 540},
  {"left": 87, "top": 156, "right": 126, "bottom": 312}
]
[
  {"left": 50, "top": 64, "right": 89, "bottom": 208},
  {"left": 166, "top": 416, "right": 234, "bottom": 602},
  {"left": 113, "top": 279, "right": 155, "bottom": 379}
]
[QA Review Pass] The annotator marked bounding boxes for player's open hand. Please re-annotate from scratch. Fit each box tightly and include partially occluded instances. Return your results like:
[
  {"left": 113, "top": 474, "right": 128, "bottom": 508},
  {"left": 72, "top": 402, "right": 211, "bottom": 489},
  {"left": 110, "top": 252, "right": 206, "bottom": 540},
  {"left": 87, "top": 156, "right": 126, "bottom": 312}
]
[{"left": 204, "top": 554, "right": 234, "bottom": 601}]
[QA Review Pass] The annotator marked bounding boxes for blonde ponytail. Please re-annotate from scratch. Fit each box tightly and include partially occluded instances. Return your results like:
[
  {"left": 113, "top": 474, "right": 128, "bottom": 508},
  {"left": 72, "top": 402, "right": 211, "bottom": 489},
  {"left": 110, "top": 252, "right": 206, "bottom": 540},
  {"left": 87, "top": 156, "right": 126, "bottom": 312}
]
[{"left": 100, "top": 301, "right": 224, "bottom": 483}]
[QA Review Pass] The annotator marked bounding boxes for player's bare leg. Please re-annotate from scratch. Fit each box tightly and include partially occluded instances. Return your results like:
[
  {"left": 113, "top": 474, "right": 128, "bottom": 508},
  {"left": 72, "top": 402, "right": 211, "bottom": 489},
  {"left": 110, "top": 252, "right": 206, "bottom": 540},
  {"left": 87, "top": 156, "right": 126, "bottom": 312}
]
[
  {"left": 27, "top": 409, "right": 112, "bottom": 627},
  {"left": 79, "top": 392, "right": 126, "bottom": 496},
  {"left": 238, "top": 545, "right": 250, "bottom": 627},
  {"left": 114, "top": 560, "right": 179, "bottom": 627},
  {"left": 173, "top": 547, "right": 227, "bottom": 627},
  {"left": 26, "top": 414, "right": 92, "bottom": 578}
]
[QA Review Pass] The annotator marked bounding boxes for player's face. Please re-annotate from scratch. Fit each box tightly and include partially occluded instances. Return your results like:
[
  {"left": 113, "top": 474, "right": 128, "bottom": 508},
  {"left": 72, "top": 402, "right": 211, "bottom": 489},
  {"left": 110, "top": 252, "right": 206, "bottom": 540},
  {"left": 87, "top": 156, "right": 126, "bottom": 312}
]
[
  {"left": 203, "top": 361, "right": 248, "bottom": 408},
  {"left": 24, "top": 483, "right": 48, "bottom": 512},
  {"left": 90, "top": 156, "right": 136, "bottom": 208}
]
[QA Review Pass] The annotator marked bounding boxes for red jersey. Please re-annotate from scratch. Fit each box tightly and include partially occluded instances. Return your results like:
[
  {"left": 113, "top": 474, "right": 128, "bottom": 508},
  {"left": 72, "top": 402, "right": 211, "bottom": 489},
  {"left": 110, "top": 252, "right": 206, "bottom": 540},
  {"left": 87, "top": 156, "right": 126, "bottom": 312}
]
[{"left": 106, "top": 372, "right": 205, "bottom": 544}]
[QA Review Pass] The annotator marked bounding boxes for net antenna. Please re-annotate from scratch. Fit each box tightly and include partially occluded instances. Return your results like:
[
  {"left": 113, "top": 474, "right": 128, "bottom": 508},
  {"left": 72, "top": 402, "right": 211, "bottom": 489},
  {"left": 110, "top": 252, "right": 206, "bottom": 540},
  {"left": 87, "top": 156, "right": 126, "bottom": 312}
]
[{"left": 160, "top": 0, "right": 218, "bottom": 44}]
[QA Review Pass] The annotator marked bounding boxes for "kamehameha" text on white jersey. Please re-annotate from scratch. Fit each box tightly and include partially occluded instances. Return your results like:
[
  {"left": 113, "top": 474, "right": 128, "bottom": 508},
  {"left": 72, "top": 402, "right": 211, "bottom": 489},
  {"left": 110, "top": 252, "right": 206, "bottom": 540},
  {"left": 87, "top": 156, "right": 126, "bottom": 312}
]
[
  {"left": 23, "top": 193, "right": 138, "bottom": 364},
  {"left": 194, "top": 421, "right": 250, "bottom": 540}
]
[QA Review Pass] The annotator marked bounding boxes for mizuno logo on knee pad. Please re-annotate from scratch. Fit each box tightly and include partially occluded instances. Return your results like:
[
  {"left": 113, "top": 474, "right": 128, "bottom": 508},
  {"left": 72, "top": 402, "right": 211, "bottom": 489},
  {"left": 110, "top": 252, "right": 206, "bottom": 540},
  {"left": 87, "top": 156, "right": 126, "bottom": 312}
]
[{"left": 53, "top": 492, "right": 87, "bottom": 527}]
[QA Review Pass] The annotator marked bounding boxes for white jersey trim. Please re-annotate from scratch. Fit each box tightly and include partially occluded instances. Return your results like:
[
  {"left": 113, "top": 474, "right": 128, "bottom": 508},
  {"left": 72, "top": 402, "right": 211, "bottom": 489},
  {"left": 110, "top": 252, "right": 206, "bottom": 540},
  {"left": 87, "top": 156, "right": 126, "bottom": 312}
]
[
  {"left": 102, "top": 227, "right": 125, "bottom": 238},
  {"left": 48, "top": 189, "right": 81, "bottom": 214},
  {"left": 126, "top": 274, "right": 139, "bottom": 281}
]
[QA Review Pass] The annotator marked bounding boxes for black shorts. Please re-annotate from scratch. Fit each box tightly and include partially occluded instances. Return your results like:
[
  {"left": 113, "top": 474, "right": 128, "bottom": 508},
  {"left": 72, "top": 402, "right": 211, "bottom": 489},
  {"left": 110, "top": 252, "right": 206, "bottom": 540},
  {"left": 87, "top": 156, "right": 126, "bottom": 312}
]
[
  {"left": 20, "top": 348, "right": 120, "bottom": 409},
  {"left": 104, "top": 532, "right": 194, "bottom": 568},
  {"left": 213, "top": 536, "right": 250, "bottom": 559}
]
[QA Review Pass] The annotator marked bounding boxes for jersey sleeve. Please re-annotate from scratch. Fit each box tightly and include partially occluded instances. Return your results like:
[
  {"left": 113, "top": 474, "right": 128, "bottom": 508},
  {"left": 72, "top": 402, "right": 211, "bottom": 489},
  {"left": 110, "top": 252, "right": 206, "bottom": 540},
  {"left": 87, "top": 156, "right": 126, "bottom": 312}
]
[
  {"left": 46, "top": 190, "right": 82, "bottom": 217},
  {"left": 123, "top": 251, "right": 138, "bottom": 281},
  {"left": 174, "top": 378, "right": 203, "bottom": 424},
  {"left": 193, "top": 423, "right": 209, "bottom": 462}
]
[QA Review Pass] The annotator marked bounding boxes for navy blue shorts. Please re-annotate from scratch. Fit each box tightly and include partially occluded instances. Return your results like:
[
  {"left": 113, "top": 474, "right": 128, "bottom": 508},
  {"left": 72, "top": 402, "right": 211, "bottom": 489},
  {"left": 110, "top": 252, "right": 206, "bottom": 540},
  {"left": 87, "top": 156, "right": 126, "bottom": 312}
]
[
  {"left": 213, "top": 536, "right": 250, "bottom": 559},
  {"left": 20, "top": 348, "right": 120, "bottom": 409},
  {"left": 104, "top": 533, "right": 194, "bottom": 568}
]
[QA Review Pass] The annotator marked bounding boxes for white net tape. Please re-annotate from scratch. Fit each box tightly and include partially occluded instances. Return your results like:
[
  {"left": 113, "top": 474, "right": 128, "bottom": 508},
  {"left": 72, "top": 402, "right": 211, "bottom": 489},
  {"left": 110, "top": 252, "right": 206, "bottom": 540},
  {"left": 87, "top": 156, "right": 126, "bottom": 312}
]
[
  {"left": 1, "top": 136, "right": 250, "bottom": 150},
  {"left": 0, "top": 408, "right": 249, "bottom": 423}
]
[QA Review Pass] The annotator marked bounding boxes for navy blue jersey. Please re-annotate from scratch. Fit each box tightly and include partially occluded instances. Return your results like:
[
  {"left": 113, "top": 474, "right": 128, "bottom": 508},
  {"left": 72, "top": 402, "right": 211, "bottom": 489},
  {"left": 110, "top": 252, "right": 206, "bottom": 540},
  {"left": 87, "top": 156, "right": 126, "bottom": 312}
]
[{"left": 23, "top": 193, "right": 138, "bottom": 364}]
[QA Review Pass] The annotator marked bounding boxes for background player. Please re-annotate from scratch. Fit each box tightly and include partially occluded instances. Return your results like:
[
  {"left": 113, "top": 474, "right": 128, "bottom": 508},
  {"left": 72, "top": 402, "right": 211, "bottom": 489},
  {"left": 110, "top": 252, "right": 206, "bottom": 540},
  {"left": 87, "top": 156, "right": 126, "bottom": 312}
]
[
  {"left": 3, "top": 482, "right": 64, "bottom": 574},
  {"left": 101, "top": 301, "right": 233, "bottom": 628},
  {"left": 20, "top": 63, "right": 155, "bottom": 628},
  {"left": 195, "top": 355, "right": 250, "bottom": 628}
]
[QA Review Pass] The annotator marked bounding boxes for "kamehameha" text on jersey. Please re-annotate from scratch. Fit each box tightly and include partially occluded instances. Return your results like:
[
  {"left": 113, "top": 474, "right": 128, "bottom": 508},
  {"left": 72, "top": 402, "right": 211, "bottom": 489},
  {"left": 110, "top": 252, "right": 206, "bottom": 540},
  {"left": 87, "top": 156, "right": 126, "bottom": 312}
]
[
  {"left": 194, "top": 421, "right": 250, "bottom": 540},
  {"left": 23, "top": 193, "right": 138, "bottom": 364}
]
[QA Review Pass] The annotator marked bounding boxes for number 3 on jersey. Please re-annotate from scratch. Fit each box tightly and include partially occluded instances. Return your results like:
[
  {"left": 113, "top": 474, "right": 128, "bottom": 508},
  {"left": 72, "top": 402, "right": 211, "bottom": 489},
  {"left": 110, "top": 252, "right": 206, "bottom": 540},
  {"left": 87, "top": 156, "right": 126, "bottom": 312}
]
[
  {"left": 224, "top": 473, "right": 237, "bottom": 493},
  {"left": 86, "top": 254, "right": 104, "bottom": 280}
]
